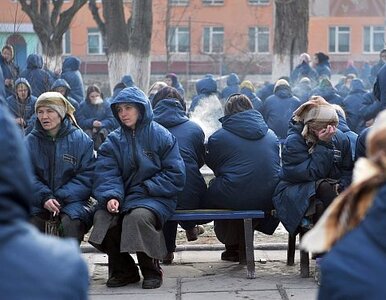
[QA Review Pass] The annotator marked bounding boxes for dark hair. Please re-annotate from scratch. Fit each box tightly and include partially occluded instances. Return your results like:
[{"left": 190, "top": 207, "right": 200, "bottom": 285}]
[
  {"left": 1, "top": 44, "right": 14, "bottom": 58},
  {"left": 315, "top": 52, "right": 329, "bottom": 64},
  {"left": 152, "top": 86, "right": 186, "bottom": 111},
  {"left": 86, "top": 84, "right": 103, "bottom": 100},
  {"left": 224, "top": 94, "right": 253, "bottom": 116}
]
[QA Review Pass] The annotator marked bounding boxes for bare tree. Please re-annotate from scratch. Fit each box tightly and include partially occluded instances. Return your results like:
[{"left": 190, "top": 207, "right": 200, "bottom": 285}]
[
  {"left": 18, "top": 0, "right": 87, "bottom": 71},
  {"left": 272, "top": 0, "right": 309, "bottom": 81},
  {"left": 89, "top": 0, "right": 152, "bottom": 92}
]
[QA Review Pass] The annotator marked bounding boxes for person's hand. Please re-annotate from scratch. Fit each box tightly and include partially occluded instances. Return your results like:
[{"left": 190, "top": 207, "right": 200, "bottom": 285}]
[
  {"left": 317, "top": 125, "right": 336, "bottom": 142},
  {"left": 44, "top": 199, "right": 61, "bottom": 214},
  {"left": 93, "top": 120, "right": 102, "bottom": 128},
  {"left": 4, "top": 78, "right": 12, "bottom": 86},
  {"left": 15, "top": 117, "right": 25, "bottom": 126},
  {"left": 107, "top": 199, "right": 120, "bottom": 213}
]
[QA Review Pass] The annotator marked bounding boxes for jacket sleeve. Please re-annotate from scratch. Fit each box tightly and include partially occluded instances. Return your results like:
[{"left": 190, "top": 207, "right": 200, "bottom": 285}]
[
  {"left": 77, "top": 104, "right": 96, "bottom": 130},
  {"left": 281, "top": 133, "right": 335, "bottom": 183},
  {"left": 100, "top": 104, "right": 117, "bottom": 130},
  {"left": 204, "top": 132, "right": 226, "bottom": 175},
  {"left": 93, "top": 136, "right": 125, "bottom": 207},
  {"left": 143, "top": 133, "right": 186, "bottom": 198},
  {"left": 338, "top": 134, "right": 354, "bottom": 190},
  {"left": 55, "top": 137, "right": 95, "bottom": 204}
]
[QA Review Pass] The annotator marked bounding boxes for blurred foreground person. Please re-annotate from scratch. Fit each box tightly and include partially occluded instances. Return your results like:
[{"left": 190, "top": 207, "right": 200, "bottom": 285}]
[
  {"left": 302, "top": 110, "right": 386, "bottom": 298},
  {"left": 27, "top": 92, "right": 95, "bottom": 244},
  {"left": 0, "top": 88, "right": 88, "bottom": 299},
  {"left": 89, "top": 87, "right": 185, "bottom": 289}
]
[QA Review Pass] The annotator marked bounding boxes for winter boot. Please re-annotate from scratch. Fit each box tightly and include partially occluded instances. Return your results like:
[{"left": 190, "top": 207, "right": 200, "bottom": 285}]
[{"left": 137, "top": 252, "right": 163, "bottom": 289}]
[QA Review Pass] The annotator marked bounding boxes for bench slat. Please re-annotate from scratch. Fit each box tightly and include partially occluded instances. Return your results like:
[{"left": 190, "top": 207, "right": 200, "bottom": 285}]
[{"left": 169, "top": 210, "right": 265, "bottom": 221}]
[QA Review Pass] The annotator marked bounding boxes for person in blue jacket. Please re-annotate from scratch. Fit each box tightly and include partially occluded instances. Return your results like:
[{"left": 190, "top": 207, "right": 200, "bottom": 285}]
[
  {"left": 256, "top": 81, "right": 275, "bottom": 102},
  {"left": 301, "top": 110, "right": 386, "bottom": 298},
  {"left": 370, "top": 48, "right": 386, "bottom": 85},
  {"left": 333, "top": 104, "right": 358, "bottom": 161},
  {"left": 88, "top": 86, "right": 186, "bottom": 289},
  {"left": 290, "top": 53, "right": 318, "bottom": 85},
  {"left": 165, "top": 72, "right": 184, "bottom": 97},
  {"left": 220, "top": 73, "right": 240, "bottom": 104},
  {"left": 76, "top": 84, "right": 117, "bottom": 150},
  {"left": 312, "top": 78, "right": 344, "bottom": 106},
  {"left": 0, "top": 91, "right": 89, "bottom": 300},
  {"left": 19, "top": 54, "right": 53, "bottom": 98},
  {"left": 121, "top": 74, "right": 135, "bottom": 87},
  {"left": 202, "top": 94, "right": 281, "bottom": 262},
  {"left": 273, "top": 97, "right": 353, "bottom": 235},
  {"left": 51, "top": 78, "right": 79, "bottom": 110},
  {"left": 60, "top": 55, "right": 85, "bottom": 103},
  {"left": 240, "top": 80, "right": 262, "bottom": 111},
  {"left": 189, "top": 75, "right": 219, "bottom": 113},
  {"left": 27, "top": 92, "right": 95, "bottom": 244},
  {"left": 342, "top": 78, "right": 368, "bottom": 134},
  {"left": 261, "top": 79, "right": 301, "bottom": 141},
  {"left": 0, "top": 44, "right": 19, "bottom": 98},
  {"left": 313, "top": 52, "right": 331, "bottom": 80},
  {"left": 6, "top": 77, "right": 36, "bottom": 135},
  {"left": 292, "top": 77, "right": 313, "bottom": 104},
  {"left": 152, "top": 86, "right": 207, "bottom": 264}
]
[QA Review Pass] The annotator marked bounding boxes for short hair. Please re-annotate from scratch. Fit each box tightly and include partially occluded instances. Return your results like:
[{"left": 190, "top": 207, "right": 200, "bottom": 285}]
[
  {"left": 224, "top": 94, "right": 253, "bottom": 116},
  {"left": 152, "top": 86, "right": 186, "bottom": 111},
  {"left": 2, "top": 44, "right": 14, "bottom": 57}
]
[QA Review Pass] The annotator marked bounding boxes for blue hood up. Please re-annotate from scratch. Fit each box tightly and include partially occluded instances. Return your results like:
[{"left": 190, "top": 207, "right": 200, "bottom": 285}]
[
  {"left": 26, "top": 54, "right": 43, "bottom": 70},
  {"left": 153, "top": 98, "right": 189, "bottom": 128},
  {"left": 62, "top": 56, "right": 81, "bottom": 72}
]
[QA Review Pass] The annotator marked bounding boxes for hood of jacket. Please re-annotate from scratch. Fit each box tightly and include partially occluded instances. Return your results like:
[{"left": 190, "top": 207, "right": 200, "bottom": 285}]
[
  {"left": 220, "top": 109, "right": 268, "bottom": 140},
  {"left": 337, "top": 111, "right": 351, "bottom": 133},
  {"left": 226, "top": 73, "right": 240, "bottom": 86},
  {"left": 26, "top": 54, "right": 43, "bottom": 70},
  {"left": 153, "top": 98, "right": 189, "bottom": 128},
  {"left": 274, "top": 85, "right": 293, "bottom": 98},
  {"left": 14, "top": 77, "right": 32, "bottom": 98},
  {"left": 196, "top": 76, "right": 217, "bottom": 95},
  {"left": 62, "top": 56, "right": 81, "bottom": 72},
  {"left": 110, "top": 86, "right": 153, "bottom": 129},
  {"left": 121, "top": 75, "right": 134, "bottom": 87},
  {"left": 51, "top": 78, "right": 71, "bottom": 97},
  {"left": 349, "top": 79, "right": 366, "bottom": 94}
]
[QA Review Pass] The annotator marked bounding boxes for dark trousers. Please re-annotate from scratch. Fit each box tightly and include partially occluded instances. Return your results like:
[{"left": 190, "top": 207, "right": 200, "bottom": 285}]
[{"left": 31, "top": 211, "right": 85, "bottom": 244}]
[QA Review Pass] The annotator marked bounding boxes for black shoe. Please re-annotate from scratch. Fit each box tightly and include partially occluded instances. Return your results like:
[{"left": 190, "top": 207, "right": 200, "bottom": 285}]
[
  {"left": 221, "top": 250, "right": 239, "bottom": 262},
  {"left": 161, "top": 252, "right": 174, "bottom": 265},
  {"left": 142, "top": 276, "right": 163, "bottom": 289},
  {"left": 106, "top": 272, "right": 141, "bottom": 288}
]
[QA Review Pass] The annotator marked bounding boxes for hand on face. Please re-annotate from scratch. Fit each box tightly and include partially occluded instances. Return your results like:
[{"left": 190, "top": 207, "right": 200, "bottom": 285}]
[{"left": 316, "top": 125, "right": 336, "bottom": 142}]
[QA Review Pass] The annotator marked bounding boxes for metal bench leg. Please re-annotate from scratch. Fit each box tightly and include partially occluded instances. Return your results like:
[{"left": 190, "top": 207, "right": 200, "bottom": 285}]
[
  {"left": 287, "top": 233, "right": 296, "bottom": 266},
  {"left": 299, "top": 230, "right": 309, "bottom": 278},
  {"left": 243, "top": 218, "right": 255, "bottom": 279}
]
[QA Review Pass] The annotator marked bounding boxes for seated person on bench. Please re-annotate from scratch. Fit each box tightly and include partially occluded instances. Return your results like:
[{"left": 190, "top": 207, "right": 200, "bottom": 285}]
[
  {"left": 273, "top": 96, "right": 353, "bottom": 236},
  {"left": 202, "top": 93, "right": 281, "bottom": 262},
  {"left": 152, "top": 86, "right": 207, "bottom": 264}
]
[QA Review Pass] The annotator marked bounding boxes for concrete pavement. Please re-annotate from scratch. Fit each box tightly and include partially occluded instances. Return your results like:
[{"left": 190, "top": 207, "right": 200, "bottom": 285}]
[{"left": 83, "top": 246, "right": 319, "bottom": 300}]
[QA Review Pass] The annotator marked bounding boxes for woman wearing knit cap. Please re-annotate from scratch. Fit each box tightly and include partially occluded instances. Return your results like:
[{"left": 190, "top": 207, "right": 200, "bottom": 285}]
[
  {"left": 302, "top": 110, "right": 386, "bottom": 297},
  {"left": 273, "top": 96, "right": 353, "bottom": 236},
  {"left": 27, "top": 92, "right": 95, "bottom": 244}
]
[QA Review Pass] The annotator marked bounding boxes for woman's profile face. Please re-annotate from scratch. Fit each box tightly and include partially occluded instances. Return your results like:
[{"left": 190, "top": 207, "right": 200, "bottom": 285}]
[{"left": 116, "top": 103, "right": 139, "bottom": 130}]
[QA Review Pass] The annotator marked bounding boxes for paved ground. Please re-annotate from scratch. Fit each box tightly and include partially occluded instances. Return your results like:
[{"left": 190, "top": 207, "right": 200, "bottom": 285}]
[{"left": 82, "top": 223, "right": 319, "bottom": 300}]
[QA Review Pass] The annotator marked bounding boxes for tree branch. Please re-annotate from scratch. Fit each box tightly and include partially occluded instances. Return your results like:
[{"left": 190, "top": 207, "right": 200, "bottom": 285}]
[
  {"left": 51, "top": 0, "right": 64, "bottom": 28},
  {"left": 55, "top": 0, "right": 88, "bottom": 38},
  {"left": 88, "top": 0, "right": 106, "bottom": 36}
]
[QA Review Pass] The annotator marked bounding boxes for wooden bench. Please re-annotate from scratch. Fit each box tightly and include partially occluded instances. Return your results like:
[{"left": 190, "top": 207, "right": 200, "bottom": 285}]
[{"left": 169, "top": 209, "right": 266, "bottom": 279}]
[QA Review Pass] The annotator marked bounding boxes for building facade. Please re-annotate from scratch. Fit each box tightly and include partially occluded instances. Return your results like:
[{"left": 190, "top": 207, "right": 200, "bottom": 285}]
[{"left": 0, "top": 0, "right": 385, "bottom": 89}]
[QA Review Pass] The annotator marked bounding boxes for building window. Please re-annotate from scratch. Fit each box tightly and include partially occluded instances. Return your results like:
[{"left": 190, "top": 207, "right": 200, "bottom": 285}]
[
  {"left": 87, "top": 28, "right": 104, "bottom": 55},
  {"left": 202, "top": 0, "right": 224, "bottom": 5},
  {"left": 168, "top": 27, "right": 190, "bottom": 53},
  {"left": 329, "top": 26, "right": 350, "bottom": 53},
  {"left": 203, "top": 27, "right": 224, "bottom": 53},
  {"left": 169, "top": 0, "right": 189, "bottom": 5},
  {"left": 62, "top": 30, "right": 71, "bottom": 54},
  {"left": 364, "top": 26, "right": 385, "bottom": 53},
  {"left": 248, "top": 0, "right": 270, "bottom": 5},
  {"left": 248, "top": 27, "right": 269, "bottom": 53}
]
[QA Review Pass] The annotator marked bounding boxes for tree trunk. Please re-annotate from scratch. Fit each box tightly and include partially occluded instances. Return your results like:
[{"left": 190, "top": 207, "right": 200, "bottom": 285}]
[
  {"left": 41, "top": 38, "right": 63, "bottom": 72},
  {"left": 106, "top": 52, "right": 131, "bottom": 93},
  {"left": 272, "top": 0, "right": 309, "bottom": 81},
  {"left": 127, "top": 52, "right": 151, "bottom": 92},
  {"left": 128, "top": 0, "right": 152, "bottom": 91}
]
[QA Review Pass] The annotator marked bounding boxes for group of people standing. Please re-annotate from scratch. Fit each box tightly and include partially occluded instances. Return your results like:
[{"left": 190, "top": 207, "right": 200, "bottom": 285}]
[{"left": 2, "top": 42, "right": 386, "bottom": 298}]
